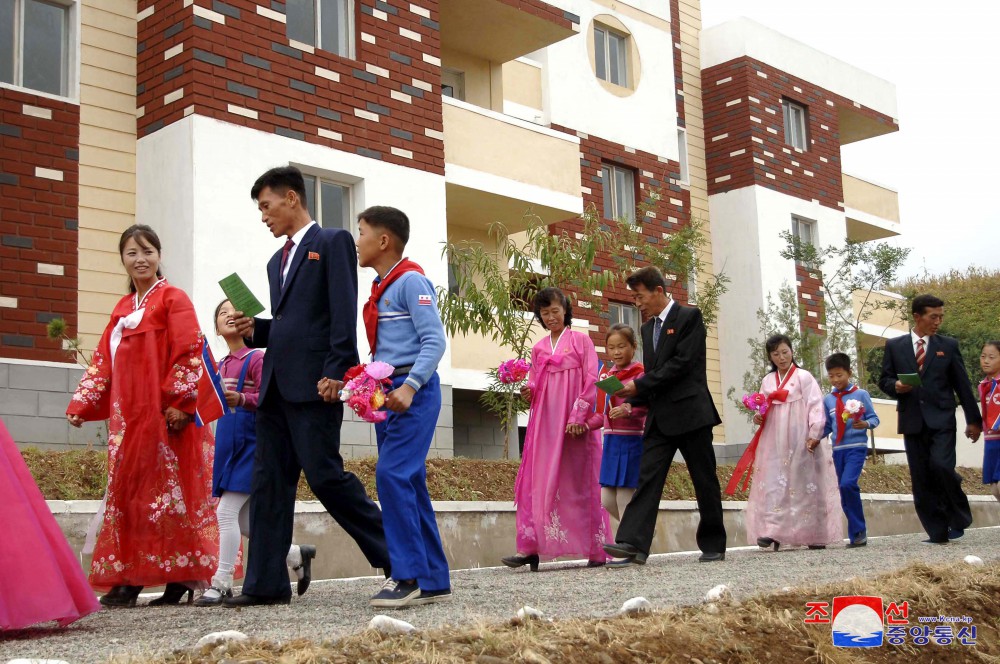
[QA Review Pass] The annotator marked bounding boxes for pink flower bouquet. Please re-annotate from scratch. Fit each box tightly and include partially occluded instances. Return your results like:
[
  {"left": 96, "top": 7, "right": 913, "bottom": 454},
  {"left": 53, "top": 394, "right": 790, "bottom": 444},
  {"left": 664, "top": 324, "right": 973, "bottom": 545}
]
[
  {"left": 338, "top": 361, "right": 395, "bottom": 423},
  {"left": 841, "top": 398, "right": 865, "bottom": 424},
  {"left": 497, "top": 358, "right": 531, "bottom": 385},
  {"left": 741, "top": 392, "right": 769, "bottom": 417}
]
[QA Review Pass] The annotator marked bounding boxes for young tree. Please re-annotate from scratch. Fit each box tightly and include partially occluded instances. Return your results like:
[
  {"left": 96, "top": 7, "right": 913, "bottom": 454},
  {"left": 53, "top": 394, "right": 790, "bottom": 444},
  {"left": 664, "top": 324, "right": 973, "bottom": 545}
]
[
  {"left": 440, "top": 201, "right": 728, "bottom": 458},
  {"left": 779, "top": 232, "right": 910, "bottom": 389}
]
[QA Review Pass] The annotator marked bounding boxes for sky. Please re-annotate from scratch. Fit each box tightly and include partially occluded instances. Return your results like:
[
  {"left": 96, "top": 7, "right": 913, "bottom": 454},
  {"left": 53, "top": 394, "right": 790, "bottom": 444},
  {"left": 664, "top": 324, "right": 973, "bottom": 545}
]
[{"left": 700, "top": 0, "right": 999, "bottom": 279}]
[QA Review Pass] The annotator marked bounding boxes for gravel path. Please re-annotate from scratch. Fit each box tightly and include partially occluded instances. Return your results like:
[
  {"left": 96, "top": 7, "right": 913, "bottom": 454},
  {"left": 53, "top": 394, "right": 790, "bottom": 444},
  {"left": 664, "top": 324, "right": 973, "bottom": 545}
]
[{"left": 3, "top": 527, "right": 999, "bottom": 663}]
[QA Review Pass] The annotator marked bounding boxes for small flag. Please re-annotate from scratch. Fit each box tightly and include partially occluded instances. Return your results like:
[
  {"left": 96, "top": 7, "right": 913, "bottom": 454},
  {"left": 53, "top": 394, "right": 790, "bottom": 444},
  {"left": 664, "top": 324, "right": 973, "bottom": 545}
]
[
  {"left": 195, "top": 343, "right": 227, "bottom": 426},
  {"left": 418, "top": 294, "right": 433, "bottom": 306}
]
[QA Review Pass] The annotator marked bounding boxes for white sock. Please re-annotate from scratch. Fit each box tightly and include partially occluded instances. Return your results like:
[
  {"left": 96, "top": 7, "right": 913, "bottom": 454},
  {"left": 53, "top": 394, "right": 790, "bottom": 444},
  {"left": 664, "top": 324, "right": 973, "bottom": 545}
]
[{"left": 286, "top": 544, "right": 302, "bottom": 576}]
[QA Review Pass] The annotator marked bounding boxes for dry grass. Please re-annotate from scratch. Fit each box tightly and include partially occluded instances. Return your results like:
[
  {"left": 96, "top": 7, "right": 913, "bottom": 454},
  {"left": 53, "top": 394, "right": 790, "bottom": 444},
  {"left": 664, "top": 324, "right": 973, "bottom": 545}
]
[
  {"left": 22, "top": 448, "right": 995, "bottom": 503},
  {"left": 119, "top": 561, "right": 1000, "bottom": 664}
]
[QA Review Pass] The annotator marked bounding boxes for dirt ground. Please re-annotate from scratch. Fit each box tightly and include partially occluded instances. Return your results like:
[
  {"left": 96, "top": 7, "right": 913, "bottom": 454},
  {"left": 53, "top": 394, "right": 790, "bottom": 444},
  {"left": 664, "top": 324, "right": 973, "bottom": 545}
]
[
  {"left": 22, "top": 448, "right": 995, "bottom": 502},
  {"left": 119, "top": 560, "right": 1000, "bottom": 664}
]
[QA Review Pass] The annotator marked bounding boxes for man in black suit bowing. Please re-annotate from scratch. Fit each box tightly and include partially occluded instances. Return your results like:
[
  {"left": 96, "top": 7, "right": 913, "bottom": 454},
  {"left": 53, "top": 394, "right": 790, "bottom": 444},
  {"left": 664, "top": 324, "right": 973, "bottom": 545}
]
[
  {"left": 879, "top": 294, "right": 982, "bottom": 545},
  {"left": 604, "top": 266, "right": 727, "bottom": 566},
  {"left": 227, "top": 166, "right": 389, "bottom": 606}
]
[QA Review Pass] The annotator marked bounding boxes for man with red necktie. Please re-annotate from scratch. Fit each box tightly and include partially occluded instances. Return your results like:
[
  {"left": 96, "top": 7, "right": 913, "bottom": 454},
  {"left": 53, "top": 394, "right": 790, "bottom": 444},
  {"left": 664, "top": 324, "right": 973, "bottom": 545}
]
[{"left": 879, "top": 294, "right": 982, "bottom": 545}]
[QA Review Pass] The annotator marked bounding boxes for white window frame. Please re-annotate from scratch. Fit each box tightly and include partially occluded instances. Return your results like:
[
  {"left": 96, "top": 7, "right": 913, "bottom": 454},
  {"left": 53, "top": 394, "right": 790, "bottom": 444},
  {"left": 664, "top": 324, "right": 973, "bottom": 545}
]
[
  {"left": 594, "top": 24, "right": 628, "bottom": 87},
  {"left": 441, "top": 67, "right": 465, "bottom": 101},
  {"left": 601, "top": 163, "right": 636, "bottom": 225},
  {"left": 299, "top": 170, "right": 357, "bottom": 233},
  {"left": 677, "top": 127, "right": 689, "bottom": 184},
  {"left": 791, "top": 215, "right": 817, "bottom": 266},
  {"left": 286, "top": 0, "right": 354, "bottom": 59},
  {"left": 0, "top": 0, "right": 80, "bottom": 101},
  {"left": 608, "top": 302, "right": 643, "bottom": 363},
  {"left": 782, "top": 99, "right": 808, "bottom": 151}
]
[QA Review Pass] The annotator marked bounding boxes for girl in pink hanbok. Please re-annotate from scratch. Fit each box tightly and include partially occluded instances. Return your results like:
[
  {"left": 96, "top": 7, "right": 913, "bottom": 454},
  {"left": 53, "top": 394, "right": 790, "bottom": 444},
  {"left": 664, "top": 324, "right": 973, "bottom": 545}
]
[
  {"left": 0, "top": 417, "right": 101, "bottom": 630},
  {"left": 744, "top": 335, "right": 842, "bottom": 550},
  {"left": 502, "top": 288, "right": 610, "bottom": 570}
]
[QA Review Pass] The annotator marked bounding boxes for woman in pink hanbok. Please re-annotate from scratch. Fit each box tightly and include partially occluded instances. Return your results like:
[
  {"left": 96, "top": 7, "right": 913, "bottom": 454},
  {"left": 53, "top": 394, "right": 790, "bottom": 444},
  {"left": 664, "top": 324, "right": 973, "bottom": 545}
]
[
  {"left": 0, "top": 417, "right": 101, "bottom": 630},
  {"left": 502, "top": 288, "right": 610, "bottom": 570},
  {"left": 744, "top": 335, "right": 842, "bottom": 550}
]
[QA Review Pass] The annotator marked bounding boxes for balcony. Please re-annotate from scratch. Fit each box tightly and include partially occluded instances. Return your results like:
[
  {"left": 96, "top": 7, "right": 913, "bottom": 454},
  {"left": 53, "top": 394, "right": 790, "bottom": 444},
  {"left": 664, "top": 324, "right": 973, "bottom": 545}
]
[
  {"left": 443, "top": 97, "right": 583, "bottom": 231},
  {"left": 852, "top": 289, "right": 909, "bottom": 343},
  {"left": 439, "top": 0, "right": 577, "bottom": 65},
  {"left": 843, "top": 173, "right": 900, "bottom": 241}
]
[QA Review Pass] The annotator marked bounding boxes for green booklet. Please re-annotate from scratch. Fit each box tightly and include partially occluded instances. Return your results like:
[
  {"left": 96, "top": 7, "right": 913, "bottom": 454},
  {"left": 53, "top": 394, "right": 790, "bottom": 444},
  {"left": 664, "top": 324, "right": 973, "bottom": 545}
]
[
  {"left": 219, "top": 273, "right": 264, "bottom": 318},
  {"left": 898, "top": 373, "right": 922, "bottom": 387},
  {"left": 595, "top": 375, "right": 625, "bottom": 394}
]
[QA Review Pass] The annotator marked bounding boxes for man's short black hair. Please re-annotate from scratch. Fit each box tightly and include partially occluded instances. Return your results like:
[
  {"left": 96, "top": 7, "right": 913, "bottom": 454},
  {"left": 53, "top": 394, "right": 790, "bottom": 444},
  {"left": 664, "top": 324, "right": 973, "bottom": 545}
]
[
  {"left": 825, "top": 352, "right": 853, "bottom": 373},
  {"left": 533, "top": 287, "right": 573, "bottom": 329},
  {"left": 251, "top": 166, "right": 308, "bottom": 207},
  {"left": 625, "top": 266, "right": 667, "bottom": 292},
  {"left": 911, "top": 294, "right": 944, "bottom": 315},
  {"left": 359, "top": 205, "right": 410, "bottom": 247}
]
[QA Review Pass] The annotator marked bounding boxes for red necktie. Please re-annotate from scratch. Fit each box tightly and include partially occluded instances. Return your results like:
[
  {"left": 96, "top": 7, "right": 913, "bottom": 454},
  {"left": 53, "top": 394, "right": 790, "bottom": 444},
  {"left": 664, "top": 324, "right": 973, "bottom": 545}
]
[
  {"left": 835, "top": 385, "right": 858, "bottom": 443},
  {"left": 915, "top": 338, "right": 925, "bottom": 373},
  {"left": 279, "top": 238, "right": 295, "bottom": 288}
]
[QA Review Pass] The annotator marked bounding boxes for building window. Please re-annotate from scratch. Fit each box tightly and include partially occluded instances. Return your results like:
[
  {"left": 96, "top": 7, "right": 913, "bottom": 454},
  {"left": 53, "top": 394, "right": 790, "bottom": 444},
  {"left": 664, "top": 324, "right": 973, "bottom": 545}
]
[
  {"left": 441, "top": 68, "right": 465, "bottom": 101},
  {"left": 782, "top": 99, "right": 808, "bottom": 150},
  {"left": 602, "top": 163, "right": 636, "bottom": 225},
  {"left": 286, "top": 0, "right": 352, "bottom": 58},
  {"left": 677, "top": 128, "right": 689, "bottom": 184},
  {"left": 791, "top": 215, "right": 817, "bottom": 266},
  {"left": 302, "top": 174, "right": 352, "bottom": 231},
  {"left": 1, "top": 0, "right": 74, "bottom": 97},
  {"left": 608, "top": 302, "right": 642, "bottom": 363},
  {"left": 594, "top": 24, "right": 628, "bottom": 87}
]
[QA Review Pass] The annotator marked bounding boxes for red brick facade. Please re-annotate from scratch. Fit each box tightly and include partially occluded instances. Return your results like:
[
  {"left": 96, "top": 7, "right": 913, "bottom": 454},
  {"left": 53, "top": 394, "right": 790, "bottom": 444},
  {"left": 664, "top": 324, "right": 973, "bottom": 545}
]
[
  {"left": 0, "top": 88, "right": 80, "bottom": 361},
  {"left": 795, "top": 264, "right": 825, "bottom": 335},
  {"left": 702, "top": 56, "right": 896, "bottom": 211},
  {"left": 550, "top": 126, "right": 690, "bottom": 351}
]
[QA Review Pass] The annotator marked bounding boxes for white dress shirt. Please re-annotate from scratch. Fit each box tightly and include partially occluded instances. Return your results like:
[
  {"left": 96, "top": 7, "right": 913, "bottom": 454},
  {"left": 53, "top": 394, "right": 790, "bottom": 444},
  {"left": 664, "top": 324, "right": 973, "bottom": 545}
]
[{"left": 281, "top": 220, "right": 317, "bottom": 284}]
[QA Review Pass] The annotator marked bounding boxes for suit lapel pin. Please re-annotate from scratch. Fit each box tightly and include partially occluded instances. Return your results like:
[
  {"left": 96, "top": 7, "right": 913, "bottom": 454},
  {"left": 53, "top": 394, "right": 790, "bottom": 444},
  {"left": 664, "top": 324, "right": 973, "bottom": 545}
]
[
  {"left": 667, "top": 329, "right": 675, "bottom": 335},
  {"left": 308, "top": 251, "right": 320, "bottom": 260},
  {"left": 935, "top": 351, "right": 945, "bottom": 356}
]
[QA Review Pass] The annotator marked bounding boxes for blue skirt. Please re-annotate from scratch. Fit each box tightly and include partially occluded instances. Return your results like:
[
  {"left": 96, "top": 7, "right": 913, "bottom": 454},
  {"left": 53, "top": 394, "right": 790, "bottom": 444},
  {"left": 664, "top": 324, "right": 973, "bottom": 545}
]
[
  {"left": 599, "top": 433, "right": 643, "bottom": 488},
  {"left": 983, "top": 439, "right": 1000, "bottom": 484}
]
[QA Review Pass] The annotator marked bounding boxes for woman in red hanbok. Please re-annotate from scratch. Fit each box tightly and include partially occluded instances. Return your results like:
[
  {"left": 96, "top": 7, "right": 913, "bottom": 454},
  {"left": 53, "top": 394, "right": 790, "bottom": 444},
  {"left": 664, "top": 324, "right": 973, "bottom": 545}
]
[
  {"left": 0, "top": 417, "right": 101, "bottom": 630},
  {"left": 66, "top": 225, "right": 219, "bottom": 607}
]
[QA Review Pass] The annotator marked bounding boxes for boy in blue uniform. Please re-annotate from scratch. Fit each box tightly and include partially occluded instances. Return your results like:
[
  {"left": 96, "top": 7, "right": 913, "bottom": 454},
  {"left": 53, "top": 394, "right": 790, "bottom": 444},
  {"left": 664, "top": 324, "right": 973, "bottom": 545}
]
[
  {"left": 821, "top": 353, "right": 880, "bottom": 548},
  {"left": 354, "top": 205, "right": 450, "bottom": 608}
]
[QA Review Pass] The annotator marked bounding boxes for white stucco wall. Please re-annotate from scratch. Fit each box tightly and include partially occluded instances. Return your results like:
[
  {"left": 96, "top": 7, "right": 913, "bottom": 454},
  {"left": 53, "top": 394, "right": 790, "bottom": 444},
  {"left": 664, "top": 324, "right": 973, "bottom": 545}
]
[
  {"left": 711, "top": 185, "right": 848, "bottom": 444},
  {"left": 701, "top": 18, "right": 897, "bottom": 120},
  {"left": 136, "top": 116, "right": 450, "bottom": 372},
  {"left": 538, "top": 0, "right": 679, "bottom": 158}
]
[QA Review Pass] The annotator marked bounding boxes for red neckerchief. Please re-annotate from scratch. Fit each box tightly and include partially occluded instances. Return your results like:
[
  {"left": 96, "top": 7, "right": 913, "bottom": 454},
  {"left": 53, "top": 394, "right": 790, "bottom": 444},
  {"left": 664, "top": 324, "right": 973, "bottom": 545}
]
[
  {"left": 597, "top": 362, "right": 644, "bottom": 415},
  {"left": 362, "top": 259, "right": 424, "bottom": 354},
  {"left": 981, "top": 376, "right": 1000, "bottom": 433},
  {"left": 834, "top": 384, "right": 859, "bottom": 443},
  {"left": 726, "top": 365, "right": 798, "bottom": 495}
]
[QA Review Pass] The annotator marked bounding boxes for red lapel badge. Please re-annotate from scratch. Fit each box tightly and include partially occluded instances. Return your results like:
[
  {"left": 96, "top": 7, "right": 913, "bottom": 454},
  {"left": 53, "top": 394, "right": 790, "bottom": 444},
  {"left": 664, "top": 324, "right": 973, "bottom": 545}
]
[
  {"left": 667, "top": 328, "right": 675, "bottom": 335},
  {"left": 308, "top": 251, "right": 320, "bottom": 260},
  {"left": 936, "top": 351, "right": 945, "bottom": 356}
]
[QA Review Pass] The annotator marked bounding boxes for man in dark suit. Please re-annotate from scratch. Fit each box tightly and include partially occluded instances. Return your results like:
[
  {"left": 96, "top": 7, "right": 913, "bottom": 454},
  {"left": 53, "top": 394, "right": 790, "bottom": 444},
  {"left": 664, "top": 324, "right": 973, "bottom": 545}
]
[
  {"left": 603, "top": 266, "right": 727, "bottom": 566},
  {"left": 227, "top": 166, "right": 389, "bottom": 606},
  {"left": 879, "top": 293, "right": 982, "bottom": 545}
]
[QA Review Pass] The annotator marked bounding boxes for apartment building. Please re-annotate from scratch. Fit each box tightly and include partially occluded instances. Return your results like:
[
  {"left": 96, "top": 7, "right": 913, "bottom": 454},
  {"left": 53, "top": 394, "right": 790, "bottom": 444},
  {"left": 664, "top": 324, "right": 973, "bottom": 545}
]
[{"left": 0, "top": 2, "right": 902, "bottom": 460}]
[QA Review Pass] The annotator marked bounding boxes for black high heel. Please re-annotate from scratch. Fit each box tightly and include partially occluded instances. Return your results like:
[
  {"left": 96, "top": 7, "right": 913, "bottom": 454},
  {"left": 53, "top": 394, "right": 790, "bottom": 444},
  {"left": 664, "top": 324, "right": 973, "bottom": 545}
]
[
  {"left": 100, "top": 585, "right": 143, "bottom": 608},
  {"left": 501, "top": 554, "right": 540, "bottom": 572},
  {"left": 148, "top": 582, "right": 194, "bottom": 606}
]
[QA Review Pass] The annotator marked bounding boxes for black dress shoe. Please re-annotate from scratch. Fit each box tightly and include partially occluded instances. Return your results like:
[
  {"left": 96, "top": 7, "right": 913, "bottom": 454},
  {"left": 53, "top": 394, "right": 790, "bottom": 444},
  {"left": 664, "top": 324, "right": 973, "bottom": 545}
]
[
  {"left": 100, "top": 585, "right": 143, "bottom": 608},
  {"left": 223, "top": 593, "right": 292, "bottom": 607},
  {"left": 921, "top": 538, "right": 948, "bottom": 545},
  {"left": 756, "top": 537, "right": 774, "bottom": 548},
  {"left": 698, "top": 551, "right": 725, "bottom": 562},
  {"left": 148, "top": 582, "right": 194, "bottom": 606},
  {"left": 295, "top": 545, "right": 316, "bottom": 596},
  {"left": 807, "top": 545, "right": 826, "bottom": 550},
  {"left": 602, "top": 542, "right": 647, "bottom": 563},
  {"left": 500, "top": 554, "right": 539, "bottom": 572},
  {"left": 948, "top": 528, "right": 965, "bottom": 541}
]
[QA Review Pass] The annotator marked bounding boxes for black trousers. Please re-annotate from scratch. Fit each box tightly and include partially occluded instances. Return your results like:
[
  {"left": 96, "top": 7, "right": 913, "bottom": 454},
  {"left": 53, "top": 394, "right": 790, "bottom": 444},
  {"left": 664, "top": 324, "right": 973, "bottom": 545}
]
[
  {"left": 616, "top": 423, "right": 727, "bottom": 555},
  {"left": 904, "top": 425, "right": 972, "bottom": 542},
  {"left": 243, "top": 384, "right": 389, "bottom": 598}
]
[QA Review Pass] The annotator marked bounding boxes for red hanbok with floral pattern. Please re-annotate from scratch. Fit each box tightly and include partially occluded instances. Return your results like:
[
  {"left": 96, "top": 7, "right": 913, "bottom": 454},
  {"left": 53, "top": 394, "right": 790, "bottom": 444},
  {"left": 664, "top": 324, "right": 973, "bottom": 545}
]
[{"left": 66, "top": 279, "right": 219, "bottom": 589}]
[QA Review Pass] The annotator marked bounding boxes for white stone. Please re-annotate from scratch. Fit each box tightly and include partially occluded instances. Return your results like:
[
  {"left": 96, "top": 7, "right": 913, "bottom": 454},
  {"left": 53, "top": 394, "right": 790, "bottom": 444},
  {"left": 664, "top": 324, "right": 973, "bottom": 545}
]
[
  {"left": 705, "top": 584, "right": 730, "bottom": 602},
  {"left": 368, "top": 615, "right": 416, "bottom": 634},
  {"left": 317, "top": 128, "right": 342, "bottom": 141},
  {"left": 315, "top": 66, "right": 340, "bottom": 82},
  {"left": 366, "top": 63, "right": 390, "bottom": 78},
  {"left": 619, "top": 597, "right": 653, "bottom": 615},
  {"left": 227, "top": 104, "right": 257, "bottom": 120},
  {"left": 516, "top": 605, "right": 545, "bottom": 620},
  {"left": 192, "top": 5, "right": 225, "bottom": 24},
  {"left": 22, "top": 104, "right": 52, "bottom": 119},
  {"left": 354, "top": 108, "right": 380, "bottom": 123},
  {"left": 164, "top": 88, "right": 184, "bottom": 105},
  {"left": 256, "top": 5, "right": 286, "bottom": 22},
  {"left": 704, "top": 603, "right": 720, "bottom": 614},
  {"left": 411, "top": 78, "right": 432, "bottom": 92},
  {"left": 37, "top": 263, "right": 64, "bottom": 276},
  {"left": 361, "top": 32, "right": 376, "bottom": 44},
  {"left": 0, "top": 296, "right": 17, "bottom": 308},
  {"left": 409, "top": 3, "right": 430, "bottom": 18},
  {"left": 196, "top": 631, "right": 249, "bottom": 648},
  {"left": 35, "top": 167, "right": 63, "bottom": 181},
  {"left": 288, "top": 39, "right": 315, "bottom": 54},
  {"left": 164, "top": 43, "right": 184, "bottom": 60},
  {"left": 399, "top": 27, "right": 421, "bottom": 42},
  {"left": 136, "top": 5, "right": 154, "bottom": 21},
  {"left": 391, "top": 147, "right": 413, "bottom": 159},
  {"left": 964, "top": 555, "right": 984, "bottom": 566},
  {"left": 390, "top": 90, "right": 412, "bottom": 104}
]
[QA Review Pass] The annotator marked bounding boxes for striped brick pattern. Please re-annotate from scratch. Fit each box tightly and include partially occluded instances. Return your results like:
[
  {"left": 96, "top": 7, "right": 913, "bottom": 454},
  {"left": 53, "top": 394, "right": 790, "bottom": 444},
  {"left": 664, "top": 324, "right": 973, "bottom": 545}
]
[
  {"left": 0, "top": 88, "right": 80, "bottom": 361},
  {"left": 702, "top": 56, "right": 897, "bottom": 210}
]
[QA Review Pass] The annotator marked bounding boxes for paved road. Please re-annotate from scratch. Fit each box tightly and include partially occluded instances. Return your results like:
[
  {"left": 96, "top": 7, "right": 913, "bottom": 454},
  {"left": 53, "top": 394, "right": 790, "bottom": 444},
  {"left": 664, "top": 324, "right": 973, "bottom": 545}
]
[{"left": 3, "top": 527, "right": 999, "bottom": 663}]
